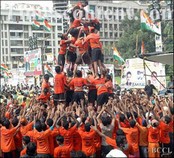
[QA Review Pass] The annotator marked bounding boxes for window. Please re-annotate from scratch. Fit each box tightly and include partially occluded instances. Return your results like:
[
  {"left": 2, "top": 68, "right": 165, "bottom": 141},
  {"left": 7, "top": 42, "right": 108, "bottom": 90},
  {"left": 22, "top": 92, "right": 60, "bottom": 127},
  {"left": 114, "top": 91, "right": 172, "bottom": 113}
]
[
  {"left": 25, "top": 16, "right": 29, "bottom": 21},
  {"left": 24, "top": 33, "right": 29, "bottom": 38},
  {"left": 52, "top": 17, "right": 56, "bottom": 23},
  {"left": 104, "top": 24, "right": 107, "bottom": 29},
  {"left": 109, "top": 24, "right": 113, "bottom": 30},
  {"left": 57, "top": 26, "right": 62, "bottom": 31},
  {"left": 114, "top": 33, "right": 118, "bottom": 37},
  {"left": 5, "top": 40, "right": 7, "bottom": 46},
  {"left": 11, "top": 48, "right": 23, "bottom": 53},
  {"left": 5, "top": 32, "right": 7, "bottom": 38},
  {"left": 1, "top": 32, "right": 3, "bottom": 38},
  {"left": 24, "top": 25, "right": 28, "bottom": 31},
  {"left": 13, "top": 64, "right": 17, "bottom": 68},
  {"left": 11, "top": 40, "right": 23, "bottom": 46},
  {"left": 2, "top": 40, "right": 4, "bottom": 46},
  {"left": 9, "top": 24, "right": 23, "bottom": 30},
  {"left": 114, "top": 24, "right": 117, "bottom": 30},
  {"left": 57, "top": 18, "right": 62, "bottom": 23},
  {"left": 10, "top": 32, "right": 15, "bottom": 37},
  {"left": 110, "top": 32, "right": 112, "bottom": 38},
  {"left": 45, "top": 48, "right": 52, "bottom": 53},
  {"left": 104, "top": 32, "right": 107, "bottom": 38},
  {"left": 100, "top": 32, "right": 103, "bottom": 37},
  {"left": 24, "top": 41, "right": 29, "bottom": 46}
]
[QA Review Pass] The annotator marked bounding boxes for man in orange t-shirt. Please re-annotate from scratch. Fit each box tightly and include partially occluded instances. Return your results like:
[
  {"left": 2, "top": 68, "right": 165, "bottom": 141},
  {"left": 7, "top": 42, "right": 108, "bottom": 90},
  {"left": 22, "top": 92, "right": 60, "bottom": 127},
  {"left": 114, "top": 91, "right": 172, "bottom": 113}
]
[
  {"left": 118, "top": 119, "right": 140, "bottom": 157},
  {"left": 1, "top": 119, "right": 21, "bottom": 158},
  {"left": 54, "top": 135, "right": 70, "bottom": 158},
  {"left": 69, "top": 70, "right": 87, "bottom": 106},
  {"left": 148, "top": 119, "right": 160, "bottom": 158},
  {"left": 105, "top": 74, "right": 114, "bottom": 98},
  {"left": 58, "top": 34, "right": 71, "bottom": 69},
  {"left": 159, "top": 115, "right": 171, "bottom": 155},
  {"left": 34, "top": 120, "right": 53, "bottom": 157},
  {"left": 20, "top": 136, "right": 30, "bottom": 157},
  {"left": 73, "top": 28, "right": 93, "bottom": 76},
  {"left": 59, "top": 118, "right": 78, "bottom": 152},
  {"left": 53, "top": 66, "right": 67, "bottom": 106},
  {"left": 83, "top": 27, "right": 103, "bottom": 77},
  {"left": 41, "top": 74, "right": 51, "bottom": 94},
  {"left": 90, "top": 73, "right": 108, "bottom": 109},
  {"left": 78, "top": 123, "right": 96, "bottom": 157},
  {"left": 136, "top": 120, "right": 148, "bottom": 158},
  {"left": 20, "top": 117, "right": 33, "bottom": 136}
]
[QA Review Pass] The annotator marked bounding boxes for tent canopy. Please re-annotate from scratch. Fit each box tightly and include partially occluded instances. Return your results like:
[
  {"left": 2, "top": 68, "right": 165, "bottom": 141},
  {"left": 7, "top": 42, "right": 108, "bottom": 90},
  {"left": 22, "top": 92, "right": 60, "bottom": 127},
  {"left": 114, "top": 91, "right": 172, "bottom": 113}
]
[{"left": 139, "top": 52, "right": 174, "bottom": 65}]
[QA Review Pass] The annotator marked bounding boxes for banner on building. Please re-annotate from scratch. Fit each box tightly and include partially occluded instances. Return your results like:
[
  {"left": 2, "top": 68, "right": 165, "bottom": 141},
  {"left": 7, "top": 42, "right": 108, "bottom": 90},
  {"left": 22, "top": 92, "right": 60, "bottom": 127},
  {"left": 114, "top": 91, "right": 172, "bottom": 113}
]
[
  {"left": 24, "top": 48, "right": 42, "bottom": 76},
  {"left": 155, "top": 22, "right": 163, "bottom": 52},
  {"left": 121, "top": 58, "right": 166, "bottom": 90}
]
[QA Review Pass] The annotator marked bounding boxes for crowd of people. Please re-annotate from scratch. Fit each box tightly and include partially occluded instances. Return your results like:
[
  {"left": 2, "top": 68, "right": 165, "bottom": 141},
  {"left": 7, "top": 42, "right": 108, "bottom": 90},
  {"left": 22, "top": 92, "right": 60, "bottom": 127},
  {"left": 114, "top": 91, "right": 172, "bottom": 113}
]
[{"left": 0, "top": 1, "right": 174, "bottom": 158}]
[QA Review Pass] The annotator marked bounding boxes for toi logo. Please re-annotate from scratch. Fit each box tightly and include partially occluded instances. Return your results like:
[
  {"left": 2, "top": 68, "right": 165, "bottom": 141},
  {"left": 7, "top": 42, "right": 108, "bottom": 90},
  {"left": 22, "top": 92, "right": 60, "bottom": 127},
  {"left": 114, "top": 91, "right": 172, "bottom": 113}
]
[{"left": 152, "top": 147, "right": 172, "bottom": 156}]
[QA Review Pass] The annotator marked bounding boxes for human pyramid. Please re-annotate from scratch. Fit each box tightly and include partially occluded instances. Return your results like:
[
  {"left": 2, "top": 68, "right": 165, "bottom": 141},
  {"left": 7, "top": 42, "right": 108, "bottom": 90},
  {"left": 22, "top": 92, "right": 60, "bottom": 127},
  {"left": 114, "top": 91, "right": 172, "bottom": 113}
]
[
  {"left": 58, "top": 1, "right": 106, "bottom": 78},
  {"left": 0, "top": 1, "right": 173, "bottom": 158}
]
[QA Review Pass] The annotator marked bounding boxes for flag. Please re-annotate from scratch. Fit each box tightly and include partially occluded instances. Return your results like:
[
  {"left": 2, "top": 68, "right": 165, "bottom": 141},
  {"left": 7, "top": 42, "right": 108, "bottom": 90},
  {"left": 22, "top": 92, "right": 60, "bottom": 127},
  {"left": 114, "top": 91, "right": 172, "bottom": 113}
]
[
  {"left": 35, "top": 10, "right": 44, "bottom": 22},
  {"left": 141, "top": 41, "right": 145, "bottom": 55},
  {"left": 0, "top": 64, "right": 8, "bottom": 71},
  {"left": 140, "top": 10, "right": 161, "bottom": 35},
  {"left": 43, "top": 19, "right": 52, "bottom": 32},
  {"left": 3, "top": 71, "right": 12, "bottom": 78},
  {"left": 32, "top": 19, "right": 40, "bottom": 29},
  {"left": 45, "top": 64, "right": 53, "bottom": 77},
  {"left": 113, "top": 47, "right": 125, "bottom": 64}
]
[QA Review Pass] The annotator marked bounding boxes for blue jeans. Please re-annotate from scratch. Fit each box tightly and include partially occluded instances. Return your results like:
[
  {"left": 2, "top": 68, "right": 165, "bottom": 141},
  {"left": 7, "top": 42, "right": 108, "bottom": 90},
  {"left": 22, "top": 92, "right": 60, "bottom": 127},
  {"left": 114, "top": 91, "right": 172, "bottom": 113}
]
[{"left": 139, "top": 146, "right": 148, "bottom": 158}]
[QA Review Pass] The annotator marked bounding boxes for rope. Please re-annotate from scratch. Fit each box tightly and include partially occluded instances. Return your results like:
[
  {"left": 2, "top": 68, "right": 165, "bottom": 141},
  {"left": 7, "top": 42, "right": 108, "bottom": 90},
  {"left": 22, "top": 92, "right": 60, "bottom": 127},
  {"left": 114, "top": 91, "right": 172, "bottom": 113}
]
[{"left": 144, "top": 61, "right": 166, "bottom": 89}]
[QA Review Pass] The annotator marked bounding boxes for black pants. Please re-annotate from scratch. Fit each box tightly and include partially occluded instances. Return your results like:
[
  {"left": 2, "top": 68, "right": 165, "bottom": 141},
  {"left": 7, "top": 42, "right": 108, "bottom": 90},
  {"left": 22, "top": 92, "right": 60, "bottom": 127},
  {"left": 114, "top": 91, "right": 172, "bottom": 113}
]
[
  {"left": 3, "top": 151, "right": 13, "bottom": 158},
  {"left": 101, "top": 145, "right": 113, "bottom": 158}
]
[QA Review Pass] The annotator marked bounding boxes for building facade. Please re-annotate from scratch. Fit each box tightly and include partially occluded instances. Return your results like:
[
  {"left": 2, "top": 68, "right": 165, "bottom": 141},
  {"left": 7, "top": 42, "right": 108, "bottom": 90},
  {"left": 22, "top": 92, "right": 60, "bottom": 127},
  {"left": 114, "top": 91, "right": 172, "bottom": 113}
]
[{"left": 1, "top": 3, "right": 64, "bottom": 69}]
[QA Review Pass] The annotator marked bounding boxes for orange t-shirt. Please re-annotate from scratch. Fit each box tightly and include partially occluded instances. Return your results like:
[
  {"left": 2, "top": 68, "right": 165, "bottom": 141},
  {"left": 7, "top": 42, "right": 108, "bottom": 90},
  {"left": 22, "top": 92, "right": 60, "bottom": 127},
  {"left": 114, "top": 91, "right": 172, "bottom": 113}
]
[
  {"left": 148, "top": 126, "right": 160, "bottom": 143},
  {"left": 122, "top": 127, "right": 139, "bottom": 152},
  {"left": 59, "top": 125, "right": 77, "bottom": 151},
  {"left": 74, "top": 37, "right": 89, "bottom": 54},
  {"left": 105, "top": 80, "right": 113, "bottom": 94},
  {"left": 94, "top": 126, "right": 101, "bottom": 150},
  {"left": 78, "top": 128, "right": 96, "bottom": 157},
  {"left": 54, "top": 73, "right": 67, "bottom": 94},
  {"left": 69, "top": 77, "right": 87, "bottom": 92},
  {"left": 68, "top": 37, "right": 77, "bottom": 52},
  {"left": 41, "top": 80, "right": 50, "bottom": 92},
  {"left": 54, "top": 145, "right": 70, "bottom": 158},
  {"left": 120, "top": 120, "right": 130, "bottom": 128},
  {"left": 0, "top": 126, "right": 17, "bottom": 152},
  {"left": 84, "top": 33, "right": 101, "bottom": 49},
  {"left": 87, "top": 75, "right": 96, "bottom": 90},
  {"left": 90, "top": 78, "right": 108, "bottom": 95},
  {"left": 20, "top": 122, "right": 33, "bottom": 136},
  {"left": 59, "top": 40, "right": 68, "bottom": 55},
  {"left": 159, "top": 121, "right": 170, "bottom": 144},
  {"left": 21, "top": 102, "right": 26, "bottom": 108},
  {"left": 37, "top": 93, "right": 50, "bottom": 103},
  {"left": 20, "top": 148, "right": 27, "bottom": 157},
  {"left": 72, "top": 128, "right": 82, "bottom": 151},
  {"left": 71, "top": 19, "right": 81, "bottom": 28},
  {"left": 34, "top": 128, "right": 51, "bottom": 154},
  {"left": 49, "top": 128, "right": 60, "bottom": 155},
  {"left": 14, "top": 130, "right": 22, "bottom": 150},
  {"left": 136, "top": 123, "right": 148, "bottom": 146},
  {"left": 26, "top": 130, "right": 36, "bottom": 143}
]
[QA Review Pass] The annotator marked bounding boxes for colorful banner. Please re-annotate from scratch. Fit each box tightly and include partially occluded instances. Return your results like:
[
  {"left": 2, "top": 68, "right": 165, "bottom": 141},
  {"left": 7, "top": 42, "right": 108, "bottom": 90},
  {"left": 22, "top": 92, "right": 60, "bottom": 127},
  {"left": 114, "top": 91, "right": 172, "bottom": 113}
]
[
  {"left": 121, "top": 58, "right": 166, "bottom": 90},
  {"left": 24, "top": 48, "right": 42, "bottom": 76}
]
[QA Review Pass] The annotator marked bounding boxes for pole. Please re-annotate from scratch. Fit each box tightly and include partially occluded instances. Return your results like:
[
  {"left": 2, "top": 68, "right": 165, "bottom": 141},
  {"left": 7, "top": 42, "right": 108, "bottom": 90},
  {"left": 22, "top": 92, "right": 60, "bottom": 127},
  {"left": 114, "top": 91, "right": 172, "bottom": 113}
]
[
  {"left": 143, "top": 57, "right": 147, "bottom": 86},
  {"left": 41, "top": 46, "right": 45, "bottom": 76},
  {"left": 135, "top": 30, "right": 142, "bottom": 57}
]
